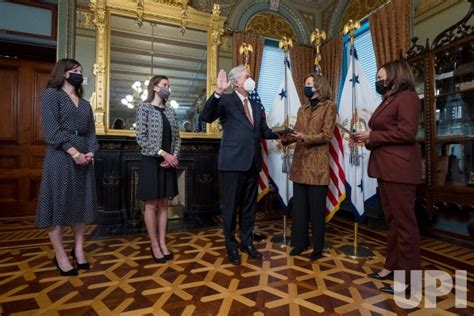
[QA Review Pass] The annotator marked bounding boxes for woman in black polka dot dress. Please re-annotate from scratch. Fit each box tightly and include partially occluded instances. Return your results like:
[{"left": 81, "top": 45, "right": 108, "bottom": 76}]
[{"left": 36, "top": 59, "right": 97, "bottom": 276}]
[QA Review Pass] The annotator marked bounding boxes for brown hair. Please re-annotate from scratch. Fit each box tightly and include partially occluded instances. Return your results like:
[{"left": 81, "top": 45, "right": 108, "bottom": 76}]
[
  {"left": 303, "top": 73, "right": 332, "bottom": 101},
  {"left": 380, "top": 59, "right": 415, "bottom": 97},
  {"left": 47, "top": 58, "right": 83, "bottom": 98},
  {"left": 145, "top": 75, "right": 169, "bottom": 103}
]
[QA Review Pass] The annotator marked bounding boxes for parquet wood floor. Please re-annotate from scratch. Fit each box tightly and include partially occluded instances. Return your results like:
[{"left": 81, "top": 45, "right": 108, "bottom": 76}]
[{"left": 0, "top": 217, "right": 472, "bottom": 315}]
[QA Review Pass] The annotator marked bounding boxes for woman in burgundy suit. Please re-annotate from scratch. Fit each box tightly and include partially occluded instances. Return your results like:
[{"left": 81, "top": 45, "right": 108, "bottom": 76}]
[{"left": 352, "top": 59, "right": 422, "bottom": 294}]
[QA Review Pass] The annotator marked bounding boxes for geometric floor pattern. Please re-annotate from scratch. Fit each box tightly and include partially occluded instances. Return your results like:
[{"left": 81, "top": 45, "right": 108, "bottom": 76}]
[{"left": 0, "top": 216, "right": 473, "bottom": 315}]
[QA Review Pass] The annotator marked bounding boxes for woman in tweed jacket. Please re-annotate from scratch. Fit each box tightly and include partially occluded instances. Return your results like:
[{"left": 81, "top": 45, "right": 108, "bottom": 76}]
[
  {"left": 283, "top": 73, "right": 337, "bottom": 260},
  {"left": 136, "top": 75, "right": 181, "bottom": 263}
]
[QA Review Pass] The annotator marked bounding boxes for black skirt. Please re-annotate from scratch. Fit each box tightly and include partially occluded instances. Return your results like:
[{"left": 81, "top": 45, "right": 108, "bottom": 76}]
[{"left": 136, "top": 155, "right": 178, "bottom": 201}]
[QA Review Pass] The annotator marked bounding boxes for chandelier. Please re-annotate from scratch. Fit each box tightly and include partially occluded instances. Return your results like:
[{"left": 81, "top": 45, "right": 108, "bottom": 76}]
[{"left": 121, "top": 22, "right": 155, "bottom": 108}]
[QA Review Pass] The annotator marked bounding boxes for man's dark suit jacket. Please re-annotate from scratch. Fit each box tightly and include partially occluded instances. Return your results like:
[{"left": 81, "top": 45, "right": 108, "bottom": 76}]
[{"left": 201, "top": 91, "right": 277, "bottom": 172}]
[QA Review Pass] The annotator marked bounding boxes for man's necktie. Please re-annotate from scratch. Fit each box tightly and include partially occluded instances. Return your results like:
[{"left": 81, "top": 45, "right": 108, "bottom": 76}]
[{"left": 243, "top": 98, "right": 254, "bottom": 126}]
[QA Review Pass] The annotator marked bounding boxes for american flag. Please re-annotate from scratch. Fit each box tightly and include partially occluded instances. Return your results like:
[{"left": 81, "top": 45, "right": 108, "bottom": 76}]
[
  {"left": 326, "top": 115, "right": 346, "bottom": 221},
  {"left": 248, "top": 90, "right": 270, "bottom": 201},
  {"left": 314, "top": 64, "right": 346, "bottom": 221}
]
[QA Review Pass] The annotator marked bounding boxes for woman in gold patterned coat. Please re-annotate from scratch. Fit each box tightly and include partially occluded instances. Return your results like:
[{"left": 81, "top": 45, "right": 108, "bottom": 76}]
[{"left": 283, "top": 73, "right": 337, "bottom": 260}]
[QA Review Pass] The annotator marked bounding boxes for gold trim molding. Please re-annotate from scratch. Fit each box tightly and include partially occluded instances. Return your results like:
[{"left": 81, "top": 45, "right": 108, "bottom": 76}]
[
  {"left": 339, "top": 0, "right": 386, "bottom": 30},
  {"left": 245, "top": 12, "right": 296, "bottom": 41},
  {"left": 86, "top": 0, "right": 226, "bottom": 138},
  {"left": 414, "top": 0, "right": 465, "bottom": 24}
]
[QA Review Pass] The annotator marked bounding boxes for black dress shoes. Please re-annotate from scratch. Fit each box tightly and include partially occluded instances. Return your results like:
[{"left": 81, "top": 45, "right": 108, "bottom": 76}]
[
  {"left": 240, "top": 245, "right": 262, "bottom": 260},
  {"left": 368, "top": 271, "right": 393, "bottom": 281},
  {"left": 289, "top": 247, "right": 306, "bottom": 256},
  {"left": 227, "top": 249, "right": 241, "bottom": 265},
  {"left": 309, "top": 251, "right": 323, "bottom": 261}
]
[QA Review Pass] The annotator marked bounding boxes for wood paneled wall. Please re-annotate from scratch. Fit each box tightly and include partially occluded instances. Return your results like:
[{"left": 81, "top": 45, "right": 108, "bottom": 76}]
[{"left": 0, "top": 58, "right": 53, "bottom": 217}]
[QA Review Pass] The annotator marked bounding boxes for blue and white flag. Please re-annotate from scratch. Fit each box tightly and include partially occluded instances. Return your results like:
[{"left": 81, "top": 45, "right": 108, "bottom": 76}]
[
  {"left": 339, "top": 47, "right": 378, "bottom": 218},
  {"left": 266, "top": 56, "right": 301, "bottom": 207}
]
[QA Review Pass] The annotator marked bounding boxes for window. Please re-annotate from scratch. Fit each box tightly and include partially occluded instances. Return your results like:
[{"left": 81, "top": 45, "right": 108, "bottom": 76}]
[
  {"left": 339, "top": 20, "right": 381, "bottom": 103},
  {"left": 257, "top": 39, "right": 285, "bottom": 114}
]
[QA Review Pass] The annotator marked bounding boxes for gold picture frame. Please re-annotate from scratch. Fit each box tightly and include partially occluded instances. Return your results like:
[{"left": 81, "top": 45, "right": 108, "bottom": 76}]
[{"left": 87, "top": 0, "right": 225, "bottom": 138}]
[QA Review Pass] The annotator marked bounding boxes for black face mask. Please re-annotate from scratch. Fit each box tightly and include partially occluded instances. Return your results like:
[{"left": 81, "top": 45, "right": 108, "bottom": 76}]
[
  {"left": 375, "top": 79, "right": 388, "bottom": 95},
  {"left": 304, "top": 86, "right": 316, "bottom": 98},
  {"left": 156, "top": 87, "right": 170, "bottom": 101},
  {"left": 66, "top": 73, "right": 83, "bottom": 87}
]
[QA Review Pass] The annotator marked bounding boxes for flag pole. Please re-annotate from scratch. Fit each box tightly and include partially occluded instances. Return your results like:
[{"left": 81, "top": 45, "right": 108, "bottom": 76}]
[
  {"left": 271, "top": 36, "right": 293, "bottom": 247},
  {"left": 239, "top": 42, "right": 266, "bottom": 242},
  {"left": 337, "top": 19, "right": 373, "bottom": 259},
  {"left": 311, "top": 29, "right": 333, "bottom": 251}
]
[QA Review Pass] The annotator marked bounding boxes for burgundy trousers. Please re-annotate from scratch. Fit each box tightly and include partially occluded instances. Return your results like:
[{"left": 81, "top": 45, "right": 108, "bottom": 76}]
[{"left": 377, "top": 179, "right": 421, "bottom": 271}]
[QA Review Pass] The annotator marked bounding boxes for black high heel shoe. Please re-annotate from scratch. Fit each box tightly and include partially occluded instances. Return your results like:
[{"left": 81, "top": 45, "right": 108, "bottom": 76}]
[
  {"left": 53, "top": 257, "right": 78, "bottom": 276},
  {"left": 70, "top": 249, "right": 90, "bottom": 270},
  {"left": 150, "top": 247, "right": 167, "bottom": 263},
  {"left": 368, "top": 271, "right": 393, "bottom": 281},
  {"left": 162, "top": 250, "right": 173, "bottom": 261},
  {"left": 380, "top": 284, "right": 411, "bottom": 294}
]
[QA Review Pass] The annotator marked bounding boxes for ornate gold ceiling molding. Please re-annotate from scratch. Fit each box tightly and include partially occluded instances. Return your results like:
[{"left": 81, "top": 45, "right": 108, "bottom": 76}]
[
  {"left": 245, "top": 12, "right": 296, "bottom": 41},
  {"left": 339, "top": 0, "right": 386, "bottom": 30},
  {"left": 414, "top": 0, "right": 465, "bottom": 24}
]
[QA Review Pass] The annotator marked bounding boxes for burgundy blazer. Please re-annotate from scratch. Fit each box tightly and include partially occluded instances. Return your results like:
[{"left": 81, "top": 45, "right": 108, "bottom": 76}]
[{"left": 367, "top": 90, "right": 422, "bottom": 184}]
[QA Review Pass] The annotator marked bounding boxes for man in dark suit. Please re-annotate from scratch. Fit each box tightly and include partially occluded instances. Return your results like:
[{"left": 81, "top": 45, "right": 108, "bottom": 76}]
[{"left": 201, "top": 65, "right": 278, "bottom": 265}]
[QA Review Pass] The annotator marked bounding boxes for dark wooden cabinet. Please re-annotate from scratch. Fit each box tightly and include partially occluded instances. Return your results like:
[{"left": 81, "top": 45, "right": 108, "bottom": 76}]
[
  {"left": 94, "top": 136, "right": 221, "bottom": 226},
  {"left": 407, "top": 3, "right": 474, "bottom": 240}
]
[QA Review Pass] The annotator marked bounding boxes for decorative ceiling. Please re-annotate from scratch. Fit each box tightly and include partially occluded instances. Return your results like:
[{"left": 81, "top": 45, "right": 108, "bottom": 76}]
[{"left": 191, "top": 0, "right": 339, "bottom": 43}]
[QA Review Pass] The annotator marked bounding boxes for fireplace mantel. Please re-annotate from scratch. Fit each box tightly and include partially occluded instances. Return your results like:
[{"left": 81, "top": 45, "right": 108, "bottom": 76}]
[{"left": 94, "top": 135, "right": 221, "bottom": 226}]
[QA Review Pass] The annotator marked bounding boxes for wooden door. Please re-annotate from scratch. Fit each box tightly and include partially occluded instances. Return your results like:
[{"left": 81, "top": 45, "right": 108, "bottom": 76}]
[{"left": 0, "top": 58, "right": 54, "bottom": 217}]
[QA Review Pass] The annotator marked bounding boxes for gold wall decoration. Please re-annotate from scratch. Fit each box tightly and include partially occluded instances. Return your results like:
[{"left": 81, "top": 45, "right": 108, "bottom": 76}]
[
  {"left": 77, "top": 10, "right": 95, "bottom": 30},
  {"left": 245, "top": 12, "right": 296, "bottom": 41},
  {"left": 339, "top": 0, "right": 386, "bottom": 30},
  {"left": 83, "top": 0, "right": 226, "bottom": 137}
]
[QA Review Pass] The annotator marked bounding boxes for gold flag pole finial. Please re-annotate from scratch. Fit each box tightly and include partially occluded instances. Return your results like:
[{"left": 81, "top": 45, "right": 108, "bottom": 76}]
[
  {"left": 239, "top": 42, "right": 254, "bottom": 71},
  {"left": 212, "top": 3, "right": 221, "bottom": 16},
  {"left": 278, "top": 36, "right": 293, "bottom": 56},
  {"left": 343, "top": 19, "right": 360, "bottom": 45},
  {"left": 310, "top": 28, "right": 326, "bottom": 73}
]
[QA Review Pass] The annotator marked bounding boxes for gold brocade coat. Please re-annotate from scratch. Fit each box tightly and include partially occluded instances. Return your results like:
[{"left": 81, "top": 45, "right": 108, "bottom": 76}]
[{"left": 289, "top": 100, "right": 337, "bottom": 185}]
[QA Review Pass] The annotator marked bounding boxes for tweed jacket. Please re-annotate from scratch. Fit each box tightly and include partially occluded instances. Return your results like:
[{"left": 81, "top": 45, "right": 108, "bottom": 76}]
[
  {"left": 367, "top": 90, "right": 422, "bottom": 184},
  {"left": 135, "top": 102, "right": 181, "bottom": 157},
  {"left": 289, "top": 100, "right": 337, "bottom": 185}
]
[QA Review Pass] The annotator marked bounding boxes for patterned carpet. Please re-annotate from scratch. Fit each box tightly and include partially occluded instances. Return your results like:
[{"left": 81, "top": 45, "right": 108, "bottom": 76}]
[{"left": 0, "top": 216, "right": 473, "bottom": 315}]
